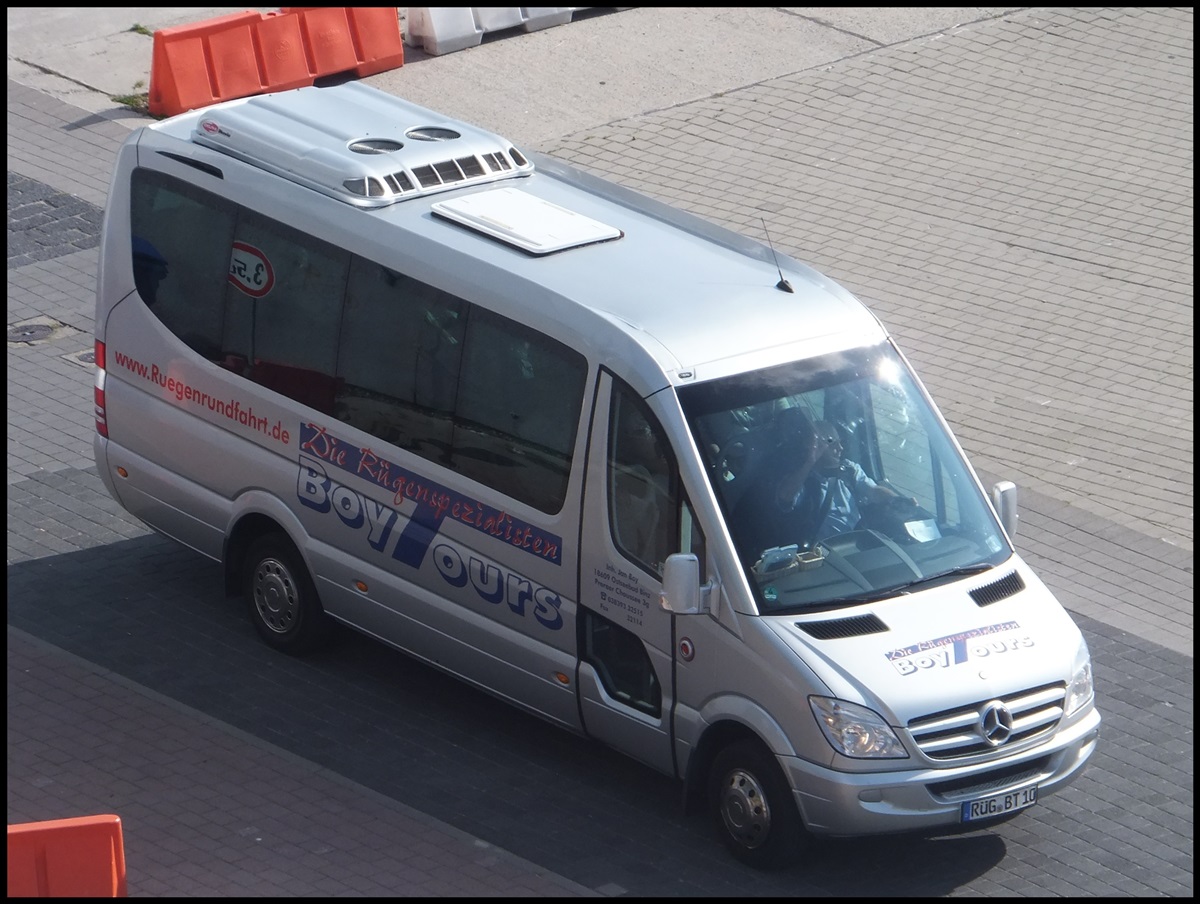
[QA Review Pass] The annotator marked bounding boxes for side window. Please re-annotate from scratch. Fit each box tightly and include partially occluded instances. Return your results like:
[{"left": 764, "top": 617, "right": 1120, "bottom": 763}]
[
  {"left": 336, "top": 259, "right": 465, "bottom": 458},
  {"left": 223, "top": 212, "right": 350, "bottom": 415},
  {"left": 453, "top": 308, "right": 587, "bottom": 513},
  {"left": 129, "top": 169, "right": 235, "bottom": 358},
  {"left": 608, "top": 385, "right": 675, "bottom": 576},
  {"left": 128, "top": 171, "right": 587, "bottom": 514},
  {"left": 583, "top": 609, "right": 661, "bottom": 716}
]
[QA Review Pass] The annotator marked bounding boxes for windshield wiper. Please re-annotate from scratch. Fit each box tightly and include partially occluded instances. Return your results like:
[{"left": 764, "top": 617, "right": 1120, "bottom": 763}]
[
  {"left": 902, "top": 562, "right": 994, "bottom": 592},
  {"left": 773, "top": 562, "right": 998, "bottom": 614},
  {"left": 793, "top": 563, "right": 996, "bottom": 612},
  {"left": 805, "top": 585, "right": 912, "bottom": 609}
]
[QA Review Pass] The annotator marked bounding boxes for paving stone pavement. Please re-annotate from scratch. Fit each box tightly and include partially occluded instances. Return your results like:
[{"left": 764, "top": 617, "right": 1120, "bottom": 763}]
[{"left": 7, "top": 6, "right": 1192, "bottom": 897}]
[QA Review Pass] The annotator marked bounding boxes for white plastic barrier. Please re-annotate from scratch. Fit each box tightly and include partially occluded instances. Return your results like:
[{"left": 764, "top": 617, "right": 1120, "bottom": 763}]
[{"left": 405, "top": 8, "right": 590, "bottom": 56}]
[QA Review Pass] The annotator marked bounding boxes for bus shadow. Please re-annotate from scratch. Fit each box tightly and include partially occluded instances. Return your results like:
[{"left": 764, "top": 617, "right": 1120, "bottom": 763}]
[{"left": 9, "top": 535, "right": 1010, "bottom": 896}]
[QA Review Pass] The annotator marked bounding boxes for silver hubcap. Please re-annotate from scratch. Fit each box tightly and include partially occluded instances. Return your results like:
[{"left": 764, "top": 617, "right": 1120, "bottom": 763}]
[
  {"left": 253, "top": 557, "right": 298, "bottom": 635},
  {"left": 719, "top": 767, "right": 772, "bottom": 849}
]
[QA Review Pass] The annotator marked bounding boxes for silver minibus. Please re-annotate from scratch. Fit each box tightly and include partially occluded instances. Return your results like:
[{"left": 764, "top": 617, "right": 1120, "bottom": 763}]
[{"left": 94, "top": 81, "right": 1100, "bottom": 868}]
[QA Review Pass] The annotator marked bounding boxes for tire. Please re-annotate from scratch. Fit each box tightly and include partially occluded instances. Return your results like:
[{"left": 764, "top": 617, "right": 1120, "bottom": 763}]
[
  {"left": 244, "top": 532, "right": 329, "bottom": 655},
  {"left": 709, "top": 739, "right": 807, "bottom": 870}
]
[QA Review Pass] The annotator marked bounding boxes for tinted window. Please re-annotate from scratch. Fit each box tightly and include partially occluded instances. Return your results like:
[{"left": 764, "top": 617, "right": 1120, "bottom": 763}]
[
  {"left": 335, "top": 259, "right": 465, "bottom": 459},
  {"left": 453, "top": 307, "right": 587, "bottom": 512},
  {"left": 128, "top": 168, "right": 587, "bottom": 513},
  {"left": 130, "top": 169, "right": 235, "bottom": 358},
  {"left": 224, "top": 211, "right": 350, "bottom": 414},
  {"left": 608, "top": 384, "right": 674, "bottom": 575}
]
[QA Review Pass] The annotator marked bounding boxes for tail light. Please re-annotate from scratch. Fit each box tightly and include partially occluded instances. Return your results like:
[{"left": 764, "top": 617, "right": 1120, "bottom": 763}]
[{"left": 94, "top": 340, "right": 108, "bottom": 438}]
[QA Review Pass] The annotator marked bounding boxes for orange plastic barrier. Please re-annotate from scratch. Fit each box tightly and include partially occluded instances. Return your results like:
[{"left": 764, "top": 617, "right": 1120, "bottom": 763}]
[
  {"left": 7, "top": 814, "right": 128, "bottom": 897},
  {"left": 149, "top": 8, "right": 405, "bottom": 118}
]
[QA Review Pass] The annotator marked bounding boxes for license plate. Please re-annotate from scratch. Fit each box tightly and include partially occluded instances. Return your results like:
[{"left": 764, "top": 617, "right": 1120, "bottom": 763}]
[{"left": 961, "top": 784, "right": 1038, "bottom": 822}]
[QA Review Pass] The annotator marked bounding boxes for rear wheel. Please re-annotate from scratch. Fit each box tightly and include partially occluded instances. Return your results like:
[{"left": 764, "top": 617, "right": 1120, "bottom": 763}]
[
  {"left": 709, "top": 739, "right": 807, "bottom": 869},
  {"left": 244, "top": 532, "right": 329, "bottom": 654}
]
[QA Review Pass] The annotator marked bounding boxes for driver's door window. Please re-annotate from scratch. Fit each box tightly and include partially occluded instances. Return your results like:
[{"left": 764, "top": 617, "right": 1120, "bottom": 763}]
[{"left": 608, "top": 387, "right": 674, "bottom": 576}]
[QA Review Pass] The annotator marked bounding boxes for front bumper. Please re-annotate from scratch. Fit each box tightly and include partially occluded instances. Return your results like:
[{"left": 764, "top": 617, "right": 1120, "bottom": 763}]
[{"left": 782, "top": 706, "right": 1101, "bottom": 836}]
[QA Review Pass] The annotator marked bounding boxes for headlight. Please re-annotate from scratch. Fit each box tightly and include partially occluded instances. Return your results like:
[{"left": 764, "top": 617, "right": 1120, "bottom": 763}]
[
  {"left": 1065, "top": 638, "right": 1095, "bottom": 716},
  {"left": 809, "top": 696, "right": 908, "bottom": 758}
]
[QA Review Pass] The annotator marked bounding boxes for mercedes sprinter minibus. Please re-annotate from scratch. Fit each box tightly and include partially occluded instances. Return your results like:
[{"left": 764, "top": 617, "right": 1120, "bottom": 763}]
[{"left": 93, "top": 81, "right": 1100, "bottom": 868}]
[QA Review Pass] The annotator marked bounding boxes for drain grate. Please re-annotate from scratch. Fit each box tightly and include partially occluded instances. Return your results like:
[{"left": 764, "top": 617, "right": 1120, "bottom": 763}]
[
  {"left": 9, "top": 323, "right": 55, "bottom": 343},
  {"left": 8, "top": 317, "right": 82, "bottom": 347},
  {"left": 64, "top": 348, "right": 95, "bottom": 368}
]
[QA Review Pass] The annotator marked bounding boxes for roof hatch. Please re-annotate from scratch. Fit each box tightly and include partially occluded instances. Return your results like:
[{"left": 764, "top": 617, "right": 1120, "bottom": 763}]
[
  {"left": 431, "top": 187, "right": 623, "bottom": 254},
  {"left": 189, "top": 82, "right": 533, "bottom": 208}
]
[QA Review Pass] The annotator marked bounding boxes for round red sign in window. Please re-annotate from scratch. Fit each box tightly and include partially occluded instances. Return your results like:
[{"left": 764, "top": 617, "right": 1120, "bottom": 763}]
[{"left": 228, "top": 241, "right": 275, "bottom": 298}]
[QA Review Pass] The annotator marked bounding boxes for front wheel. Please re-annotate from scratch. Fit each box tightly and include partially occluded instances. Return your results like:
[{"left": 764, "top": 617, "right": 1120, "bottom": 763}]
[
  {"left": 244, "top": 532, "right": 329, "bottom": 655},
  {"left": 709, "top": 739, "right": 807, "bottom": 869}
]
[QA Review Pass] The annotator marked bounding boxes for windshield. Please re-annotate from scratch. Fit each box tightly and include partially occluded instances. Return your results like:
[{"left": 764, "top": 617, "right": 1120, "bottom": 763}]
[{"left": 678, "top": 342, "right": 1010, "bottom": 614}]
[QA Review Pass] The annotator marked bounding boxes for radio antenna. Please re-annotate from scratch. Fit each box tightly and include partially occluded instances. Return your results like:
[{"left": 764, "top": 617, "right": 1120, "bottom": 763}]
[{"left": 761, "top": 217, "right": 794, "bottom": 293}]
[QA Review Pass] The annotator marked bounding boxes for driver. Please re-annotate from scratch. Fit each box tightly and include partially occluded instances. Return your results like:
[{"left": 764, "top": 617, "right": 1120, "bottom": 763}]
[
  {"left": 730, "top": 412, "right": 909, "bottom": 562},
  {"left": 806, "top": 420, "right": 910, "bottom": 537}
]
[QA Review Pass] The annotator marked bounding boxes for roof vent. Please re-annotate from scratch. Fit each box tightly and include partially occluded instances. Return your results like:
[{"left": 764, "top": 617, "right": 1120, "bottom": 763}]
[
  {"left": 189, "top": 82, "right": 533, "bottom": 208},
  {"left": 349, "top": 138, "right": 404, "bottom": 154},
  {"left": 432, "top": 187, "right": 623, "bottom": 255},
  {"left": 407, "top": 126, "right": 460, "bottom": 141}
]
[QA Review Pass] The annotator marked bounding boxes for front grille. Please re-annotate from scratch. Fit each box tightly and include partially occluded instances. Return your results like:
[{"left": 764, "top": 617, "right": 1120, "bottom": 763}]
[
  {"left": 927, "top": 756, "right": 1050, "bottom": 799},
  {"left": 908, "top": 683, "right": 1065, "bottom": 760}
]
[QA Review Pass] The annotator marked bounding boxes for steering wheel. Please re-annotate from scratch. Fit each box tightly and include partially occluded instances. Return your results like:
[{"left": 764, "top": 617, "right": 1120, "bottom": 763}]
[
  {"left": 715, "top": 423, "right": 778, "bottom": 482},
  {"left": 715, "top": 433, "right": 752, "bottom": 481}
]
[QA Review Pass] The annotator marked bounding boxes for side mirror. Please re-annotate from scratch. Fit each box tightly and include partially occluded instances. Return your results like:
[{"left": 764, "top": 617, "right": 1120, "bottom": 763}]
[
  {"left": 992, "top": 480, "right": 1019, "bottom": 538},
  {"left": 660, "top": 553, "right": 701, "bottom": 615}
]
